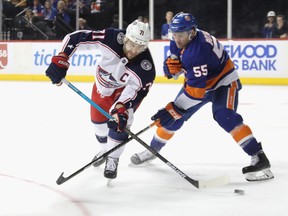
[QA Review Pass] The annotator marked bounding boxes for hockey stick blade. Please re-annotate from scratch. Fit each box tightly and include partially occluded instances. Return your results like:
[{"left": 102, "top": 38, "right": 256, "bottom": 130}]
[
  {"left": 56, "top": 172, "right": 65, "bottom": 185},
  {"left": 197, "top": 175, "right": 230, "bottom": 189},
  {"left": 165, "top": 161, "right": 229, "bottom": 189}
]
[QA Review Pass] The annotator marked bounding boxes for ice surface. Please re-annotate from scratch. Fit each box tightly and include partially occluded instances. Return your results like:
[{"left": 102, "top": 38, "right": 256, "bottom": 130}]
[{"left": 0, "top": 81, "right": 287, "bottom": 216}]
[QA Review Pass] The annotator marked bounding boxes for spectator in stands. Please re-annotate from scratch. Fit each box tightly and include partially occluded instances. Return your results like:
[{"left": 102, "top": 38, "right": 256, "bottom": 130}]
[
  {"left": 56, "top": 0, "right": 71, "bottom": 24},
  {"left": 263, "top": 10, "right": 277, "bottom": 38},
  {"left": 273, "top": 14, "right": 288, "bottom": 38},
  {"left": 80, "top": 0, "right": 92, "bottom": 15},
  {"left": 22, "top": 8, "right": 55, "bottom": 40},
  {"left": 14, "top": 9, "right": 34, "bottom": 40},
  {"left": 43, "top": 0, "right": 57, "bottom": 21},
  {"left": 30, "top": 0, "right": 44, "bottom": 16},
  {"left": 54, "top": 0, "right": 72, "bottom": 39},
  {"left": 143, "top": 15, "right": 149, "bottom": 24},
  {"left": 66, "top": 0, "right": 90, "bottom": 16},
  {"left": 51, "top": 0, "right": 59, "bottom": 10},
  {"left": 110, "top": 14, "right": 128, "bottom": 29},
  {"left": 24, "top": 8, "right": 35, "bottom": 27},
  {"left": 110, "top": 14, "right": 119, "bottom": 28},
  {"left": 91, "top": 0, "right": 101, "bottom": 13},
  {"left": 78, "top": 17, "right": 92, "bottom": 30},
  {"left": 137, "top": 16, "right": 143, "bottom": 22},
  {"left": 161, "top": 11, "right": 173, "bottom": 40},
  {"left": 136, "top": 15, "right": 149, "bottom": 28},
  {"left": 33, "top": 15, "right": 56, "bottom": 39}
]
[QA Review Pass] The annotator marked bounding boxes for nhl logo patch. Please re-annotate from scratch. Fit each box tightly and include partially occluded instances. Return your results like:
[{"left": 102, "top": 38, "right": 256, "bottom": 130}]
[
  {"left": 141, "top": 60, "right": 152, "bottom": 71},
  {"left": 117, "top": 32, "right": 125, "bottom": 44}
]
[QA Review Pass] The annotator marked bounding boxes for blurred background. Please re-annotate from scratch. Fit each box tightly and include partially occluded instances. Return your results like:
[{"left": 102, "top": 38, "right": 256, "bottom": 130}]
[{"left": 1, "top": 0, "right": 288, "bottom": 40}]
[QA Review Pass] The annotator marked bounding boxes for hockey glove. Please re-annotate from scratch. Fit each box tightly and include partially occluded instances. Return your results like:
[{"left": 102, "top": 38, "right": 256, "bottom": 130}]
[
  {"left": 107, "top": 103, "right": 128, "bottom": 132},
  {"left": 45, "top": 53, "right": 69, "bottom": 85},
  {"left": 151, "top": 102, "right": 185, "bottom": 128},
  {"left": 163, "top": 56, "right": 182, "bottom": 79}
]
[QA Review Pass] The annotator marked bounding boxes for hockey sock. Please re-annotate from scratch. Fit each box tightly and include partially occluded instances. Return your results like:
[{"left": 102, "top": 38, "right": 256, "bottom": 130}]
[
  {"left": 230, "top": 124, "right": 262, "bottom": 155},
  {"left": 150, "top": 127, "right": 174, "bottom": 152},
  {"left": 93, "top": 123, "right": 109, "bottom": 151},
  {"left": 106, "top": 129, "right": 129, "bottom": 158}
]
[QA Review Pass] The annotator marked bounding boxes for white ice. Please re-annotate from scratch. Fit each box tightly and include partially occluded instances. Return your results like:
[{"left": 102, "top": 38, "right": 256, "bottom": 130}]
[{"left": 0, "top": 81, "right": 287, "bottom": 216}]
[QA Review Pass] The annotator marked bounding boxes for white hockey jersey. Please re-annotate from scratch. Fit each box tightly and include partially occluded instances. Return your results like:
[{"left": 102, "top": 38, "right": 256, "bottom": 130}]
[{"left": 59, "top": 28, "right": 156, "bottom": 110}]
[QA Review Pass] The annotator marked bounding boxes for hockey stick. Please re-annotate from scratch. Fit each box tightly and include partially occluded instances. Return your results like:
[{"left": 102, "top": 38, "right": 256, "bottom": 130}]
[
  {"left": 56, "top": 121, "right": 157, "bottom": 185},
  {"left": 61, "top": 78, "right": 230, "bottom": 189}
]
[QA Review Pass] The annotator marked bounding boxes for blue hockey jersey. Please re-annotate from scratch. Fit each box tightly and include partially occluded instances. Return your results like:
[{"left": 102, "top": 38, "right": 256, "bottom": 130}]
[{"left": 171, "top": 29, "right": 239, "bottom": 110}]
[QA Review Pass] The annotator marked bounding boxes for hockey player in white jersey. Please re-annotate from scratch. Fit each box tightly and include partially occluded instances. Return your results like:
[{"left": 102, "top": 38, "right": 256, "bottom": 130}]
[{"left": 46, "top": 20, "right": 156, "bottom": 179}]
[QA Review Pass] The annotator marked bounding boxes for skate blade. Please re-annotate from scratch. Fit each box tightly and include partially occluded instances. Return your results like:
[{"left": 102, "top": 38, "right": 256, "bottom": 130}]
[{"left": 245, "top": 168, "right": 274, "bottom": 181}]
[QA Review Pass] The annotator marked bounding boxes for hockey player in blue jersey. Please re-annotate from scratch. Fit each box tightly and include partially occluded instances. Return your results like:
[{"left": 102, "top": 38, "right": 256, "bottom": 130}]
[
  {"left": 130, "top": 12, "right": 274, "bottom": 181},
  {"left": 46, "top": 20, "right": 156, "bottom": 179}
]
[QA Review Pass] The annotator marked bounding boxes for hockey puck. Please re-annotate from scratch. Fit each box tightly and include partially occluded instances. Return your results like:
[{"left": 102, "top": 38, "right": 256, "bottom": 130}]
[{"left": 234, "top": 189, "right": 245, "bottom": 195}]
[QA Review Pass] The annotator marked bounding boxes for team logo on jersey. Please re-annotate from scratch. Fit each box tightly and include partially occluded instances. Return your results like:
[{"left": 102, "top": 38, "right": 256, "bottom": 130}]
[
  {"left": 96, "top": 66, "right": 121, "bottom": 88},
  {"left": 0, "top": 44, "right": 8, "bottom": 70},
  {"left": 117, "top": 32, "right": 125, "bottom": 44},
  {"left": 141, "top": 60, "right": 152, "bottom": 71}
]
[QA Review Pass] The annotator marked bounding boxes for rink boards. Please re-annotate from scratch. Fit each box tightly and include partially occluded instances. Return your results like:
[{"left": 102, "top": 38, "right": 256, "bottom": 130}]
[{"left": 0, "top": 39, "right": 288, "bottom": 85}]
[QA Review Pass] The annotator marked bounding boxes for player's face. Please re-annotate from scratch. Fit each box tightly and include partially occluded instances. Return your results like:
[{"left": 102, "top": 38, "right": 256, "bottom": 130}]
[
  {"left": 172, "top": 31, "right": 191, "bottom": 49},
  {"left": 123, "top": 39, "right": 146, "bottom": 60}
]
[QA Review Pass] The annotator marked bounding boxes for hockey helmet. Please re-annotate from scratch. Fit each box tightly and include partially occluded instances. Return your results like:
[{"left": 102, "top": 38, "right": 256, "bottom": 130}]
[
  {"left": 125, "top": 20, "right": 150, "bottom": 46},
  {"left": 169, "top": 12, "right": 197, "bottom": 32}
]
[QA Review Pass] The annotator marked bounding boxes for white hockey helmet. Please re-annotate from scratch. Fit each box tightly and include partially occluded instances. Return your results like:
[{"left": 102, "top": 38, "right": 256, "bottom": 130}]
[{"left": 125, "top": 20, "right": 150, "bottom": 46}]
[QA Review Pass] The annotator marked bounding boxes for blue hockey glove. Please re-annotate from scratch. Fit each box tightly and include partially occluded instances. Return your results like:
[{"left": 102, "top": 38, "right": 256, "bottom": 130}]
[
  {"left": 151, "top": 102, "right": 185, "bottom": 127},
  {"left": 107, "top": 103, "right": 128, "bottom": 132},
  {"left": 163, "top": 56, "right": 182, "bottom": 79},
  {"left": 45, "top": 53, "right": 69, "bottom": 85}
]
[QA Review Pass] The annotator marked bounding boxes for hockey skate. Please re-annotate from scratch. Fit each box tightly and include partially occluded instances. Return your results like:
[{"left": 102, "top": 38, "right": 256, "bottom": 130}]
[
  {"left": 92, "top": 151, "right": 106, "bottom": 167},
  {"left": 242, "top": 151, "right": 274, "bottom": 181},
  {"left": 104, "top": 156, "right": 119, "bottom": 179},
  {"left": 130, "top": 149, "right": 156, "bottom": 165}
]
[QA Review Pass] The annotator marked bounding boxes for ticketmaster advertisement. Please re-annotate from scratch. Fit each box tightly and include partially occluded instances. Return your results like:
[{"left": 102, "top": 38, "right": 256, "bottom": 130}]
[{"left": 0, "top": 40, "right": 288, "bottom": 84}]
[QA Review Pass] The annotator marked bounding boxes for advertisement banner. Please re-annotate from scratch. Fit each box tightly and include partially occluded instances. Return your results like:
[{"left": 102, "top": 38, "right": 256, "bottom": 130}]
[
  {"left": 149, "top": 40, "right": 288, "bottom": 78},
  {"left": 0, "top": 40, "right": 288, "bottom": 84}
]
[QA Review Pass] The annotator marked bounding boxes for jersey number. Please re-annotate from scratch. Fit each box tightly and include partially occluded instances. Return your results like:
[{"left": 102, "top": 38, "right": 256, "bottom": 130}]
[
  {"left": 193, "top": 64, "right": 207, "bottom": 77},
  {"left": 203, "top": 31, "right": 224, "bottom": 59},
  {"left": 192, "top": 31, "right": 224, "bottom": 77},
  {"left": 142, "top": 82, "right": 153, "bottom": 91}
]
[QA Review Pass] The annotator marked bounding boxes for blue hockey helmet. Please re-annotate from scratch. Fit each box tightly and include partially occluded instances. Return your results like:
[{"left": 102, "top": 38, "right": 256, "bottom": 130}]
[{"left": 169, "top": 12, "right": 197, "bottom": 32}]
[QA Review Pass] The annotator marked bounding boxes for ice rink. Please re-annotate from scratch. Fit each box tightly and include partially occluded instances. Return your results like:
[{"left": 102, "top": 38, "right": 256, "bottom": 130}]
[{"left": 0, "top": 81, "right": 287, "bottom": 216}]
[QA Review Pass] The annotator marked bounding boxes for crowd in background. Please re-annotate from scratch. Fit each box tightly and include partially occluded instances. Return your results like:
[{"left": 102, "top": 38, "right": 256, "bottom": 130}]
[
  {"left": 2, "top": 0, "right": 116, "bottom": 40},
  {"left": 263, "top": 10, "right": 288, "bottom": 38},
  {"left": 1, "top": 0, "right": 288, "bottom": 40}
]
